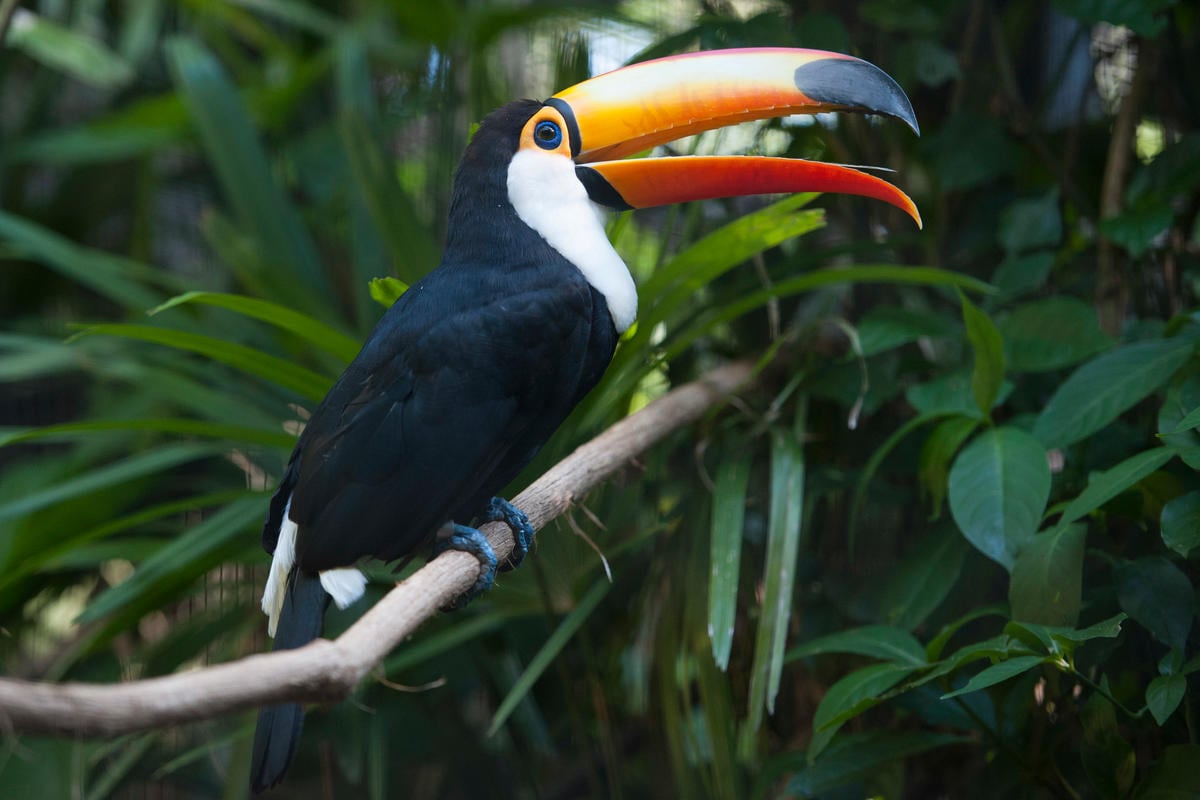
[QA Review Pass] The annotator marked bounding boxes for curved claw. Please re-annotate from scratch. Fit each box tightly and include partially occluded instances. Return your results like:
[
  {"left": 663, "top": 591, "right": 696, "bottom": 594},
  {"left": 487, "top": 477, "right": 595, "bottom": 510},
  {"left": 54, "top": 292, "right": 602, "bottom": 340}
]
[
  {"left": 484, "top": 497, "right": 535, "bottom": 570},
  {"left": 432, "top": 524, "right": 498, "bottom": 610}
]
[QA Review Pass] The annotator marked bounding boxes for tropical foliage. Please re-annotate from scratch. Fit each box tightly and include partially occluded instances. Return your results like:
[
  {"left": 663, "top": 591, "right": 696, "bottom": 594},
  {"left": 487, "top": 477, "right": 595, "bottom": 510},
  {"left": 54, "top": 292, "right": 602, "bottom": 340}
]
[{"left": 1, "top": 1, "right": 1197, "bottom": 798}]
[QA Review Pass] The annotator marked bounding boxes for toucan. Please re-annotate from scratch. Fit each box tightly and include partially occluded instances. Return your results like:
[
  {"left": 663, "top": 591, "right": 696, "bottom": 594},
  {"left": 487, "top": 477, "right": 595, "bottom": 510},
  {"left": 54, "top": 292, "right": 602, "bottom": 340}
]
[{"left": 250, "top": 47, "right": 920, "bottom": 792}]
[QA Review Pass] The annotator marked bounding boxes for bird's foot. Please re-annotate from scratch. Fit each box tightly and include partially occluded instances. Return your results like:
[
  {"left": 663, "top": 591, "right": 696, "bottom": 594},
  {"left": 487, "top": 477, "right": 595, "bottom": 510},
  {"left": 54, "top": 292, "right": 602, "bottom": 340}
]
[
  {"left": 484, "top": 497, "right": 534, "bottom": 570},
  {"left": 432, "top": 524, "right": 498, "bottom": 610}
]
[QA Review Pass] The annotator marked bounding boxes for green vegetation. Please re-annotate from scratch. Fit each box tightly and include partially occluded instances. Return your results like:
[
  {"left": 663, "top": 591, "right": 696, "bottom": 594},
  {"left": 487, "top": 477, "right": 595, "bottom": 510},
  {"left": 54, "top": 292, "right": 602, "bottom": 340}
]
[{"left": 1, "top": 1, "right": 1197, "bottom": 797}]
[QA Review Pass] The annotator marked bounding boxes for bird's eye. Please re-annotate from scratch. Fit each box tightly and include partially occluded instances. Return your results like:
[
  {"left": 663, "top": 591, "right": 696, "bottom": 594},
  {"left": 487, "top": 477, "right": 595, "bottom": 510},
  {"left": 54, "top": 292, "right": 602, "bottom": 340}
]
[{"left": 534, "top": 120, "right": 562, "bottom": 150}]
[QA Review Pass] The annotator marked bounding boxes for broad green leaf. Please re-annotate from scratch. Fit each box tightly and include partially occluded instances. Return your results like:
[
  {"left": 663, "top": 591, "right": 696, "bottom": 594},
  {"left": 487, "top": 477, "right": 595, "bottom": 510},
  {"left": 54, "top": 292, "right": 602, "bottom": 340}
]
[
  {"left": 150, "top": 292, "right": 361, "bottom": 363},
  {"left": 906, "top": 370, "right": 1010, "bottom": 418},
  {"left": 747, "top": 424, "right": 806, "bottom": 729},
  {"left": 1009, "top": 524, "right": 1086, "bottom": 626},
  {"left": 79, "top": 495, "right": 267, "bottom": 622},
  {"left": 76, "top": 324, "right": 332, "bottom": 401},
  {"left": 368, "top": 277, "right": 409, "bottom": 309},
  {"left": 998, "top": 190, "right": 1061, "bottom": 254},
  {"left": 855, "top": 306, "right": 959, "bottom": 357},
  {"left": 925, "top": 605, "right": 1010, "bottom": 661},
  {"left": 1146, "top": 674, "right": 1186, "bottom": 725},
  {"left": 709, "top": 452, "right": 751, "bottom": 670},
  {"left": 1114, "top": 558, "right": 1194, "bottom": 652},
  {"left": 0, "top": 444, "right": 215, "bottom": 525},
  {"left": 166, "top": 37, "right": 333, "bottom": 314},
  {"left": 1033, "top": 333, "right": 1198, "bottom": 448},
  {"left": 949, "top": 427, "right": 1050, "bottom": 571},
  {"left": 1081, "top": 686, "right": 1135, "bottom": 799},
  {"left": 991, "top": 251, "right": 1054, "bottom": 301},
  {"left": 876, "top": 527, "right": 969, "bottom": 631},
  {"left": 809, "top": 663, "right": 919, "bottom": 760},
  {"left": 1161, "top": 491, "right": 1200, "bottom": 557},
  {"left": 919, "top": 415, "right": 981, "bottom": 516},
  {"left": 961, "top": 294, "right": 1005, "bottom": 416},
  {"left": 1168, "top": 404, "right": 1200, "bottom": 434},
  {"left": 488, "top": 579, "right": 610, "bottom": 735},
  {"left": 1003, "top": 613, "right": 1127, "bottom": 655},
  {"left": 998, "top": 297, "right": 1112, "bottom": 372},
  {"left": 786, "top": 625, "right": 927, "bottom": 667},
  {"left": 1058, "top": 447, "right": 1175, "bottom": 527},
  {"left": 1100, "top": 204, "right": 1175, "bottom": 257},
  {"left": 941, "top": 655, "right": 1048, "bottom": 699},
  {"left": 7, "top": 10, "right": 134, "bottom": 89},
  {"left": 787, "top": 730, "right": 965, "bottom": 798}
]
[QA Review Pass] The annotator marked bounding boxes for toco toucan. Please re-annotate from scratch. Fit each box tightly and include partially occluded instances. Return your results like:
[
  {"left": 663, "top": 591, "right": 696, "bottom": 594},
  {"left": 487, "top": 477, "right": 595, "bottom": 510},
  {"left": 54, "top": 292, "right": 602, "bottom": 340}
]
[{"left": 250, "top": 47, "right": 920, "bottom": 791}]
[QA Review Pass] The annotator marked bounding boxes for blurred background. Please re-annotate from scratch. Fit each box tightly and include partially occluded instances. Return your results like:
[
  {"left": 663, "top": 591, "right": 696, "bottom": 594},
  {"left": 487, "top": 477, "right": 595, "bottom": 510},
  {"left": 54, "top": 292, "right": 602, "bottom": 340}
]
[{"left": 1, "top": 1, "right": 1198, "bottom": 798}]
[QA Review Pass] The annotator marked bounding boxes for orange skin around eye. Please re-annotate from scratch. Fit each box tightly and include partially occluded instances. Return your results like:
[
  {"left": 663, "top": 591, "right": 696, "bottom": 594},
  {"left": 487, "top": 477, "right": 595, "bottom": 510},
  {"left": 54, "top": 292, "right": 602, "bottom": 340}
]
[{"left": 519, "top": 109, "right": 573, "bottom": 157}]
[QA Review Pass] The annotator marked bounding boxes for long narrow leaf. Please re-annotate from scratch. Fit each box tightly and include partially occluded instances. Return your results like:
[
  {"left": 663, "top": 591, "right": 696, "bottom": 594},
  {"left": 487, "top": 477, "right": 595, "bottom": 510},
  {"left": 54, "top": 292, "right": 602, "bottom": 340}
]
[
  {"left": 151, "top": 291, "right": 361, "bottom": 363},
  {"left": 709, "top": 451, "right": 751, "bottom": 670},
  {"left": 165, "top": 37, "right": 334, "bottom": 314},
  {"left": 75, "top": 324, "right": 332, "bottom": 400},
  {"left": 747, "top": 408, "right": 807, "bottom": 731},
  {"left": 488, "top": 579, "right": 611, "bottom": 735},
  {"left": 0, "top": 444, "right": 216, "bottom": 524},
  {"left": 0, "top": 418, "right": 295, "bottom": 450},
  {"left": 78, "top": 495, "right": 267, "bottom": 623}
]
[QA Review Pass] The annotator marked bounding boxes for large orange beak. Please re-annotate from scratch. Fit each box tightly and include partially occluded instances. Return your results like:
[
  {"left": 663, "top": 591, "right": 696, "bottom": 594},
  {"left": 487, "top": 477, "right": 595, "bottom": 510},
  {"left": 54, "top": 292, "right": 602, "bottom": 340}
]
[{"left": 548, "top": 48, "right": 921, "bottom": 227}]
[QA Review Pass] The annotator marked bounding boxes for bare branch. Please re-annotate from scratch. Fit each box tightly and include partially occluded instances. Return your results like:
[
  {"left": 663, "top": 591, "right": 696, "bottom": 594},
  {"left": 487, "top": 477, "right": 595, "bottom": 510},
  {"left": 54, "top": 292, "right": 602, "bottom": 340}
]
[{"left": 0, "top": 360, "right": 754, "bottom": 738}]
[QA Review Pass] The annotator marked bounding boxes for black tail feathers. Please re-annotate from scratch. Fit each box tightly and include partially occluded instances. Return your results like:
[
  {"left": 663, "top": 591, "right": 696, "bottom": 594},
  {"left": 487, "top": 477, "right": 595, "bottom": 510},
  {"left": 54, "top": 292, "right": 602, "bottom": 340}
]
[{"left": 250, "top": 570, "right": 329, "bottom": 793}]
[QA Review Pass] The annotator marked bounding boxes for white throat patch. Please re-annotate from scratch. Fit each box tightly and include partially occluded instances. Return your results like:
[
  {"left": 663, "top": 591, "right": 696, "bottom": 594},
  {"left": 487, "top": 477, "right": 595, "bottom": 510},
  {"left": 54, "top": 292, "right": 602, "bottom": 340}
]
[{"left": 506, "top": 149, "right": 637, "bottom": 333}]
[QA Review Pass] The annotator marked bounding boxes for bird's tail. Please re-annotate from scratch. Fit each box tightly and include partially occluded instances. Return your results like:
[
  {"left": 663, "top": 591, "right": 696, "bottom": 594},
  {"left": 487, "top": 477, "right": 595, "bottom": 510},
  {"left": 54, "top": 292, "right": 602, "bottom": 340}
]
[{"left": 250, "top": 569, "right": 329, "bottom": 793}]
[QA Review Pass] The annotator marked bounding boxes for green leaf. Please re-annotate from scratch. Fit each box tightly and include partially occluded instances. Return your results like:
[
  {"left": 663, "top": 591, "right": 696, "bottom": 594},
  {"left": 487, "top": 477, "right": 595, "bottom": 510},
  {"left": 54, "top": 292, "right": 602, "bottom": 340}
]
[
  {"left": 1100, "top": 204, "right": 1175, "bottom": 257},
  {"left": 1058, "top": 448, "right": 1176, "bottom": 527},
  {"left": 787, "top": 625, "right": 927, "bottom": 667},
  {"left": 78, "top": 496, "right": 267, "bottom": 622},
  {"left": 1161, "top": 492, "right": 1200, "bottom": 557},
  {"left": 150, "top": 292, "right": 361, "bottom": 364},
  {"left": 1114, "top": 558, "right": 1194, "bottom": 652},
  {"left": 384, "top": 611, "right": 520, "bottom": 675},
  {"left": 709, "top": 452, "right": 751, "bottom": 671},
  {"left": 747, "top": 424, "right": 806, "bottom": 729},
  {"left": 919, "top": 415, "right": 981, "bottom": 516},
  {"left": 0, "top": 418, "right": 295, "bottom": 450},
  {"left": 809, "top": 663, "right": 920, "bottom": 759},
  {"left": 998, "top": 190, "right": 1061, "bottom": 255},
  {"left": 1146, "top": 674, "right": 1186, "bottom": 725},
  {"left": 0, "top": 444, "right": 215, "bottom": 525},
  {"left": 488, "top": 579, "right": 610, "bottom": 735},
  {"left": 368, "top": 277, "right": 409, "bottom": 309},
  {"left": 941, "top": 655, "right": 1048, "bottom": 699},
  {"left": 877, "top": 527, "right": 970, "bottom": 631},
  {"left": 906, "top": 371, "right": 1009, "bottom": 418},
  {"left": 76, "top": 323, "right": 332, "bottom": 401},
  {"left": 0, "top": 211, "right": 170, "bottom": 310},
  {"left": 1034, "top": 333, "right": 1199, "bottom": 448},
  {"left": 1009, "top": 524, "right": 1086, "bottom": 626},
  {"left": 165, "top": 37, "right": 333, "bottom": 314},
  {"left": 925, "top": 605, "right": 1010, "bottom": 661},
  {"left": 949, "top": 427, "right": 1050, "bottom": 571},
  {"left": 855, "top": 306, "right": 959, "bottom": 357},
  {"left": 1168, "top": 404, "right": 1200, "bottom": 434},
  {"left": 787, "top": 730, "right": 965, "bottom": 798},
  {"left": 992, "top": 251, "right": 1055, "bottom": 301},
  {"left": 7, "top": 10, "right": 134, "bottom": 90},
  {"left": 998, "top": 297, "right": 1112, "bottom": 373},
  {"left": 1002, "top": 613, "right": 1128, "bottom": 655},
  {"left": 961, "top": 294, "right": 1005, "bottom": 416}
]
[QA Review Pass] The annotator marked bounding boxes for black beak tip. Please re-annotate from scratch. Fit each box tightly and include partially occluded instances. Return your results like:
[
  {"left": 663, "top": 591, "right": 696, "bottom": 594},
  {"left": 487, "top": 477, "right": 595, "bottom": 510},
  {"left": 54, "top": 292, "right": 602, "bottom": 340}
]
[{"left": 794, "top": 57, "right": 920, "bottom": 136}]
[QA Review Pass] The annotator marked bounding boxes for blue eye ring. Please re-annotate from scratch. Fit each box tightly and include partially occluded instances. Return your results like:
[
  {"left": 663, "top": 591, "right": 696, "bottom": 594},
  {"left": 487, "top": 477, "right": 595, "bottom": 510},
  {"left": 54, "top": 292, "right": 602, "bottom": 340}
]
[{"left": 533, "top": 119, "right": 562, "bottom": 150}]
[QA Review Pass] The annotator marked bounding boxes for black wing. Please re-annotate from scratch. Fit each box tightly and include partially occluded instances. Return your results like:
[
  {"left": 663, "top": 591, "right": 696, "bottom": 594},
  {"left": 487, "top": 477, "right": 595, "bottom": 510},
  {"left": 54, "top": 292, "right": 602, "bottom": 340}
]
[{"left": 276, "top": 268, "right": 607, "bottom": 571}]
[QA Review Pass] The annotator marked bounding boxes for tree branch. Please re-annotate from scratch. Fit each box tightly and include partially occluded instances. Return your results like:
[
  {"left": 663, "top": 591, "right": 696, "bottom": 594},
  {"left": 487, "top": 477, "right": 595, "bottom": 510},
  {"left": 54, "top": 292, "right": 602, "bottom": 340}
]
[{"left": 0, "top": 360, "right": 754, "bottom": 738}]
